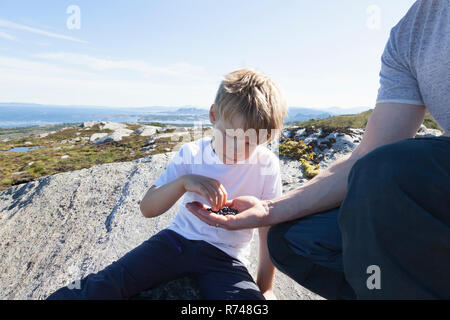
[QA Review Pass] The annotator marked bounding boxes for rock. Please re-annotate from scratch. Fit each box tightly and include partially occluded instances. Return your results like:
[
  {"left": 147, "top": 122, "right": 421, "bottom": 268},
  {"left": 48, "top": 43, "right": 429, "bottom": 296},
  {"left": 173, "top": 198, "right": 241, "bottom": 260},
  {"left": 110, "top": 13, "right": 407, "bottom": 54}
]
[
  {"left": 12, "top": 171, "right": 27, "bottom": 176},
  {"left": 416, "top": 124, "right": 442, "bottom": 138},
  {"left": 61, "top": 155, "right": 70, "bottom": 160},
  {"left": 24, "top": 142, "right": 32, "bottom": 145},
  {"left": 135, "top": 126, "right": 159, "bottom": 137},
  {"left": 294, "top": 128, "right": 306, "bottom": 139},
  {"left": 281, "top": 129, "right": 291, "bottom": 139},
  {"left": 145, "top": 137, "right": 156, "bottom": 145},
  {"left": 1, "top": 138, "right": 10, "bottom": 142},
  {"left": 38, "top": 133, "right": 49, "bottom": 139},
  {"left": 141, "top": 145, "right": 155, "bottom": 152},
  {"left": 0, "top": 153, "right": 322, "bottom": 300},
  {"left": 329, "top": 134, "right": 357, "bottom": 152},
  {"left": 100, "top": 122, "right": 128, "bottom": 131},
  {"left": 19, "top": 162, "right": 34, "bottom": 170},
  {"left": 173, "top": 127, "right": 188, "bottom": 132},
  {"left": 93, "top": 129, "right": 134, "bottom": 145},
  {"left": 156, "top": 132, "right": 191, "bottom": 141},
  {"left": 89, "top": 133, "right": 108, "bottom": 144},
  {"left": 81, "top": 121, "right": 101, "bottom": 129}
]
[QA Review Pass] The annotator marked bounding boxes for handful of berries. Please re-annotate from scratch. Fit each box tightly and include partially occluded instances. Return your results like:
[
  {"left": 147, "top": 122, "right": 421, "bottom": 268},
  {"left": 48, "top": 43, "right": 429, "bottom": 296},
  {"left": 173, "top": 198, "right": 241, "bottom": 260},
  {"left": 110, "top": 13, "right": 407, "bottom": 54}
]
[{"left": 207, "top": 206, "right": 239, "bottom": 216}]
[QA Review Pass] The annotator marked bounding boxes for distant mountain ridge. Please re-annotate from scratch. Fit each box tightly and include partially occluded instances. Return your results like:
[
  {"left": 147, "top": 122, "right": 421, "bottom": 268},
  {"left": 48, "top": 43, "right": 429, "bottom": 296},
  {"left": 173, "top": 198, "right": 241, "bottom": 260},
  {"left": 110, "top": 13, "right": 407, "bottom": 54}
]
[{"left": 0, "top": 102, "right": 372, "bottom": 128}]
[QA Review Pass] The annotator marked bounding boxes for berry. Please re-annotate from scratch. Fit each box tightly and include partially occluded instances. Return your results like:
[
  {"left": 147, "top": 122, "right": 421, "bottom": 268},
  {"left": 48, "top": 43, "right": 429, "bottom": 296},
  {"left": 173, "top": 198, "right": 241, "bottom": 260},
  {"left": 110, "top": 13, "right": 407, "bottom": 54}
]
[{"left": 207, "top": 206, "right": 239, "bottom": 216}]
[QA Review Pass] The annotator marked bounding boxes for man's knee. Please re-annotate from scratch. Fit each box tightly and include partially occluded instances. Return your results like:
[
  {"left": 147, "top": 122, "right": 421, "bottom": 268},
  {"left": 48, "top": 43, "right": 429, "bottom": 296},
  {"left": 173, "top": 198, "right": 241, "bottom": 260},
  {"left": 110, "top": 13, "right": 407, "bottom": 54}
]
[
  {"left": 267, "top": 223, "right": 287, "bottom": 269},
  {"left": 349, "top": 138, "right": 445, "bottom": 192},
  {"left": 352, "top": 141, "right": 412, "bottom": 186},
  {"left": 338, "top": 140, "right": 416, "bottom": 236},
  {"left": 268, "top": 214, "right": 343, "bottom": 276}
]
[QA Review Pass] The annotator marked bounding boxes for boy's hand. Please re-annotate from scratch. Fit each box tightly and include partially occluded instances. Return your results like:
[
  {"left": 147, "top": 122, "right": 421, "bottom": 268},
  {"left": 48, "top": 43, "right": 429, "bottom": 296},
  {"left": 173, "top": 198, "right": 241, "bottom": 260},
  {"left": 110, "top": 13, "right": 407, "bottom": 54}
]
[
  {"left": 186, "top": 196, "right": 270, "bottom": 230},
  {"left": 182, "top": 174, "right": 228, "bottom": 211}
]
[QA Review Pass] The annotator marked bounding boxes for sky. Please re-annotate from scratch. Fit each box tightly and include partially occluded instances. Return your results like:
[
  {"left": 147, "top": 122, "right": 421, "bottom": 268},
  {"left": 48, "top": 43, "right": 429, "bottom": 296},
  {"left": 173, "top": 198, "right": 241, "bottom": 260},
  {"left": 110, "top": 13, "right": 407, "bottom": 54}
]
[{"left": 0, "top": 0, "right": 417, "bottom": 109}]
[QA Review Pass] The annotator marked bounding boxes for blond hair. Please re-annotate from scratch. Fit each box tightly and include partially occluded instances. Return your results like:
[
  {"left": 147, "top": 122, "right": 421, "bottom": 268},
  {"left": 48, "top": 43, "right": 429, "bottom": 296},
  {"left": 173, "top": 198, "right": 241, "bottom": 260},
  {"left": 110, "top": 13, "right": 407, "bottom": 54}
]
[{"left": 213, "top": 68, "right": 287, "bottom": 142}]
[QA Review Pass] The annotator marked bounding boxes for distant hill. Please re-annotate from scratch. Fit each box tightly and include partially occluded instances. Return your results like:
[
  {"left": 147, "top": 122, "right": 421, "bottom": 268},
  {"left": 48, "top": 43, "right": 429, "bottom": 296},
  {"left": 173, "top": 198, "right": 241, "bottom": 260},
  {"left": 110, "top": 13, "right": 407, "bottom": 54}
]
[
  {"left": 170, "top": 107, "right": 209, "bottom": 115},
  {"left": 323, "top": 106, "right": 372, "bottom": 115},
  {"left": 3, "top": 103, "right": 440, "bottom": 131},
  {"left": 285, "top": 107, "right": 333, "bottom": 123},
  {"left": 295, "top": 109, "right": 443, "bottom": 132}
]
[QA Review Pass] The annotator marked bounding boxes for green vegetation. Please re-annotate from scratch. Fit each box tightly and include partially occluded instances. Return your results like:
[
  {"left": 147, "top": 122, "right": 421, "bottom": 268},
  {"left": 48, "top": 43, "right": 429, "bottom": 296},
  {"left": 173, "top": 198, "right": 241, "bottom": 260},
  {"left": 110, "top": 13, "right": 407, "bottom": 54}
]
[
  {"left": 1, "top": 109, "right": 443, "bottom": 191},
  {"left": 0, "top": 122, "right": 197, "bottom": 192},
  {"left": 296, "top": 109, "right": 443, "bottom": 132},
  {"left": 279, "top": 108, "right": 443, "bottom": 180},
  {"left": 278, "top": 139, "right": 321, "bottom": 179},
  {"left": 297, "top": 110, "right": 374, "bottom": 128},
  {"left": 0, "top": 123, "right": 82, "bottom": 140},
  {"left": 279, "top": 139, "right": 315, "bottom": 161},
  {"left": 423, "top": 116, "right": 443, "bottom": 131},
  {"left": 301, "top": 159, "right": 321, "bottom": 179}
]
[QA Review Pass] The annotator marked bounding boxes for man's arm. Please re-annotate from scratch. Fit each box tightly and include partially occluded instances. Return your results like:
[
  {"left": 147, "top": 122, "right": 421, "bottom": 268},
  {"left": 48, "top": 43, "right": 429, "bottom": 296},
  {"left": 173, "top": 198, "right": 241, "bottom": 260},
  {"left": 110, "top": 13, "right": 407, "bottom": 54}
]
[
  {"left": 265, "top": 102, "right": 426, "bottom": 225},
  {"left": 186, "top": 103, "right": 426, "bottom": 229}
]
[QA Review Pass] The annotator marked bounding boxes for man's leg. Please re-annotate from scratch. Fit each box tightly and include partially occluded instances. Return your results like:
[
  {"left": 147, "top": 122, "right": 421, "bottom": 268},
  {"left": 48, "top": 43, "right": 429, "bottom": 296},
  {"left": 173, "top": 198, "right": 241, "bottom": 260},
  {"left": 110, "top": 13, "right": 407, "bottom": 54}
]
[
  {"left": 339, "top": 136, "right": 450, "bottom": 299},
  {"left": 46, "top": 229, "right": 190, "bottom": 299},
  {"left": 267, "top": 208, "right": 355, "bottom": 300},
  {"left": 193, "top": 240, "right": 265, "bottom": 300}
]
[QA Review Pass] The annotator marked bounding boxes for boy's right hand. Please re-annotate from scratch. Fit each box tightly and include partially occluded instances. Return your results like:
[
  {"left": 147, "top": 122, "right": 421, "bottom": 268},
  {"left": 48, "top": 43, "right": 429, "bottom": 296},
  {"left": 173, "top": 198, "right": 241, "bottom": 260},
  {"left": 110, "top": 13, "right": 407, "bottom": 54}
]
[{"left": 181, "top": 174, "right": 227, "bottom": 211}]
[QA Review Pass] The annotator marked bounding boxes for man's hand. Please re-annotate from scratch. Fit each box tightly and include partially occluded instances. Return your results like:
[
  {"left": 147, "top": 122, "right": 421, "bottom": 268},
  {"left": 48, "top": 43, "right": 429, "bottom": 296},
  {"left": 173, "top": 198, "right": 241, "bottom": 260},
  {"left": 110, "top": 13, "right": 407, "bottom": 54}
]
[
  {"left": 182, "top": 174, "right": 227, "bottom": 211},
  {"left": 185, "top": 196, "right": 271, "bottom": 230}
]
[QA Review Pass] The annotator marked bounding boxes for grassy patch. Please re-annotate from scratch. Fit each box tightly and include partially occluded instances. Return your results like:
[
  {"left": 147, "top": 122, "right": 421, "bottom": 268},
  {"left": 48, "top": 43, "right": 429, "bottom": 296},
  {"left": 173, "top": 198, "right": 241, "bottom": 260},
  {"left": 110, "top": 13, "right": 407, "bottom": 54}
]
[
  {"left": 301, "top": 160, "right": 321, "bottom": 179},
  {"left": 0, "top": 122, "right": 189, "bottom": 192},
  {"left": 279, "top": 138, "right": 321, "bottom": 179},
  {"left": 295, "top": 110, "right": 443, "bottom": 132}
]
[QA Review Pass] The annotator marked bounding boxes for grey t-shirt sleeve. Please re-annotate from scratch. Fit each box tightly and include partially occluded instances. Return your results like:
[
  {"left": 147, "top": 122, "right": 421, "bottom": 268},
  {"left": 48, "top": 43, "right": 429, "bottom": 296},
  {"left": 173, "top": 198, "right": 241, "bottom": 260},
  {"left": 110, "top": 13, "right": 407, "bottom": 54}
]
[{"left": 376, "top": 19, "right": 425, "bottom": 106}]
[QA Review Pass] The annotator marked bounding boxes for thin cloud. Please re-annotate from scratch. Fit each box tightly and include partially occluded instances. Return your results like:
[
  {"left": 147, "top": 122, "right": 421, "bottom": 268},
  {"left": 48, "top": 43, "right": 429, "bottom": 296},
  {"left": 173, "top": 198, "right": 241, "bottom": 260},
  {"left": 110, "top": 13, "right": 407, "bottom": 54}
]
[
  {"left": 0, "top": 18, "right": 87, "bottom": 44},
  {"left": 0, "top": 30, "right": 16, "bottom": 41},
  {"left": 0, "top": 54, "right": 217, "bottom": 107},
  {"left": 34, "top": 52, "right": 209, "bottom": 80}
]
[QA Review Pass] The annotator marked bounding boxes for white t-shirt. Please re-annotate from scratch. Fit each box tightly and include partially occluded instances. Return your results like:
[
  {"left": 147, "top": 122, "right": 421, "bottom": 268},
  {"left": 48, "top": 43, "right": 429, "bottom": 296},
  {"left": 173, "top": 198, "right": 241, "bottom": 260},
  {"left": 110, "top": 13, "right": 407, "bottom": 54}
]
[{"left": 152, "top": 136, "right": 282, "bottom": 264}]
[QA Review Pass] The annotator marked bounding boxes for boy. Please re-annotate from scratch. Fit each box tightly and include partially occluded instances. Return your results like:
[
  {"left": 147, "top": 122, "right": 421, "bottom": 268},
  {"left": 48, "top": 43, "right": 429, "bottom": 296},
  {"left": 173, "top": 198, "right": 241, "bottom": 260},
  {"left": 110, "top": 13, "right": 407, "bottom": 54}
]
[{"left": 47, "top": 68, "right": 287, "bottom": 300}]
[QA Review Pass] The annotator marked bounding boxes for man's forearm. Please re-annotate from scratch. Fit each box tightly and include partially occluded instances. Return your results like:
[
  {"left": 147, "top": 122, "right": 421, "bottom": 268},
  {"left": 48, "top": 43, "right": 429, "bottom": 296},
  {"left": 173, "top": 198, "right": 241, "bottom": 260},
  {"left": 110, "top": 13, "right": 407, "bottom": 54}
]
[{"left": 266, "top": 152, "right": 361, "bottom": 225}]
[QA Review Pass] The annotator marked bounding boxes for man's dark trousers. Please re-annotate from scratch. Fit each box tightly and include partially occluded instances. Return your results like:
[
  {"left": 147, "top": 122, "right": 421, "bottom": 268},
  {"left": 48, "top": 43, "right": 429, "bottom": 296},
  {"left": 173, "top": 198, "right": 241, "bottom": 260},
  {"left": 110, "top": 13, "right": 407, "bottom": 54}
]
[{"left": 267, "top": 136, "right": 450, "bottom": 299}]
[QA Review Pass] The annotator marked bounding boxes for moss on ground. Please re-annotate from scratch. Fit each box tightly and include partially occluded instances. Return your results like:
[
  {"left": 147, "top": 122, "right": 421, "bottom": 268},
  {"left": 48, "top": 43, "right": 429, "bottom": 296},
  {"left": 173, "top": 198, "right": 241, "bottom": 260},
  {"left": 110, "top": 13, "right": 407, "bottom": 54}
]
[
  {"left": 278, "top": 138, "right": 321, "bottom": 179},
  {"left": 0, "top": 123, "right": 201, "bottom": 192}
]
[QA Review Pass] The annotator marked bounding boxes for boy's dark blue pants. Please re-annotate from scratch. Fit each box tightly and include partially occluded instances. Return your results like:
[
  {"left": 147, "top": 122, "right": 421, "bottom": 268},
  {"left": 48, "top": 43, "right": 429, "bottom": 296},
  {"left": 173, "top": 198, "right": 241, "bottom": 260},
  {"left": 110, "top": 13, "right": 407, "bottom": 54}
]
[
  {"left": 268, "top": 136, "right": 450, "bottom": 299},
  {"left": 47, "top": 229, "right": 264, "bottom": 300}
]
